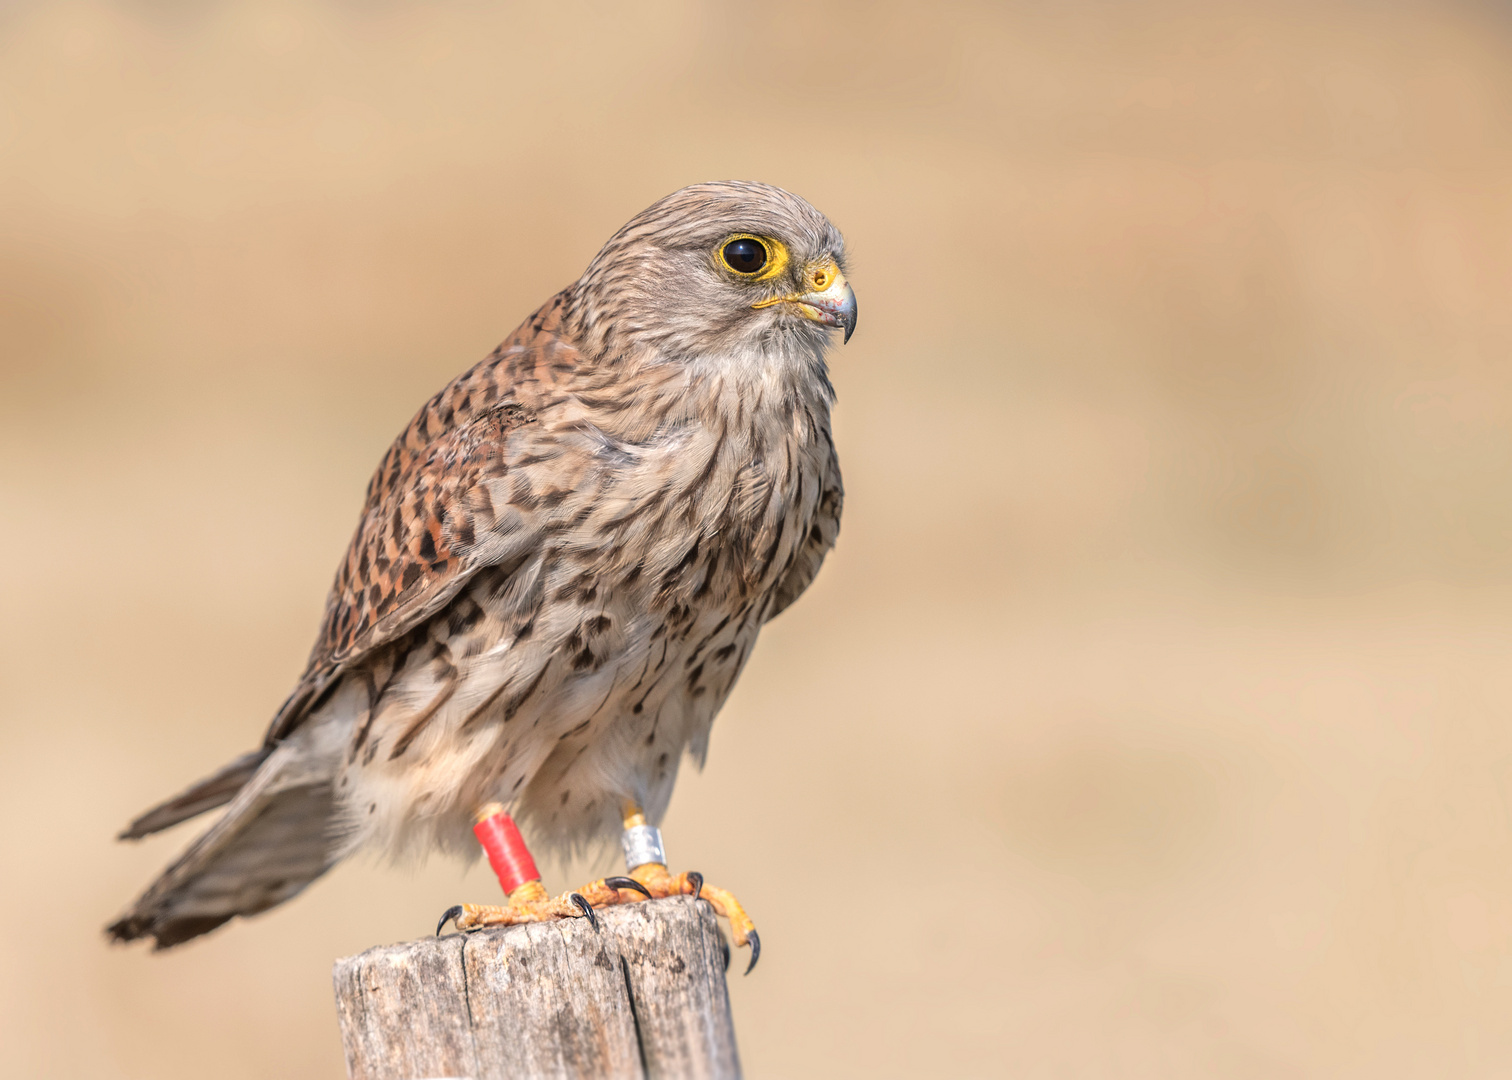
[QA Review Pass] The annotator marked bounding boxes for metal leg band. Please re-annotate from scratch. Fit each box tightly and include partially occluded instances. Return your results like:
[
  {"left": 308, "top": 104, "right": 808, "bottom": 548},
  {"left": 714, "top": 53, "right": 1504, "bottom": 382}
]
[{"left": 621, "top": 823, "right": 666, "bottom": 870}]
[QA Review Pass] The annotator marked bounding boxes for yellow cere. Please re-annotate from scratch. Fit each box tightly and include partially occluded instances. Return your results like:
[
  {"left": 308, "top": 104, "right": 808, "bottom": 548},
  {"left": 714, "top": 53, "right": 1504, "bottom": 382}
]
[
  {"left": 806, "top": 259, "right": 840, "bottom": 292},
  {"left": 750, "top": 256, "right": 844, "bottom": 312}
]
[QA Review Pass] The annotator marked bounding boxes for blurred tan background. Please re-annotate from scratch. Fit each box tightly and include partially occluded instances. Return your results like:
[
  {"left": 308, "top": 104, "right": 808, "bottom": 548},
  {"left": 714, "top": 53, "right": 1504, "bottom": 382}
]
[{"left": 4, "top": 0, "right": 1512, "bottom": 1075}]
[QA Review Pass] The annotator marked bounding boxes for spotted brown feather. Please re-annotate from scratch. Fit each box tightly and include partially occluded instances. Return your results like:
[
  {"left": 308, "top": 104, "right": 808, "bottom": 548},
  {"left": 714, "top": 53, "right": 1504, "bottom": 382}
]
[{"left": 266, "top": 297, "right": 574, "bottom": 743}]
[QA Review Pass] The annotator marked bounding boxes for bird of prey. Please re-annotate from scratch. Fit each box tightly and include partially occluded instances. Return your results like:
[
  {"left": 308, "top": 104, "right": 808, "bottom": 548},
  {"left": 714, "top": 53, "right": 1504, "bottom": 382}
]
[{"left": 108, "top": 181, "right": 854, "bottom": 972}]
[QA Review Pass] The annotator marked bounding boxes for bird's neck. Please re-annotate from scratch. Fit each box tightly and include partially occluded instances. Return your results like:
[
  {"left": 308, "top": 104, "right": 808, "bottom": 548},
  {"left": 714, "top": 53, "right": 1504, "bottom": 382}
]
[{"left": 571, "top": 336, "right": 834, "bottom": 454}]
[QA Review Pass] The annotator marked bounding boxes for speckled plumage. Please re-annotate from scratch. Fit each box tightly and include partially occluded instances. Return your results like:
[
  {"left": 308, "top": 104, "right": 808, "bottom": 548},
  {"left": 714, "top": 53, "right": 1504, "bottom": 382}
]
[{"left": 110, "top": 182, "right": 849, "bottom": 948}]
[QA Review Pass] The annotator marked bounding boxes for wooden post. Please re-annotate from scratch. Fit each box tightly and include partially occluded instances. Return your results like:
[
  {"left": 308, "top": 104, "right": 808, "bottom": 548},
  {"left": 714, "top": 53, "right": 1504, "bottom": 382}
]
[{"left": 332, "top": 896, "right": 741, "bottom": 1080}]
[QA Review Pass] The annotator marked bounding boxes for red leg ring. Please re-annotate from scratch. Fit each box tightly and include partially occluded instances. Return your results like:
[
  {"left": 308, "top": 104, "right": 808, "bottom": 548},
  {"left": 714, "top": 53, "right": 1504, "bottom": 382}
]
[{"left": 473, "top": 807, "right": 539, "bottom": 896}]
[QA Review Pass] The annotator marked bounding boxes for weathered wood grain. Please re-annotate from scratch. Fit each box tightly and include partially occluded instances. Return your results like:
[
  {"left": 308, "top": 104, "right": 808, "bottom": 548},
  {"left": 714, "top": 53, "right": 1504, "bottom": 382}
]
[{"left": 332, "top": 896, "right": 740, "bottom": 1080}]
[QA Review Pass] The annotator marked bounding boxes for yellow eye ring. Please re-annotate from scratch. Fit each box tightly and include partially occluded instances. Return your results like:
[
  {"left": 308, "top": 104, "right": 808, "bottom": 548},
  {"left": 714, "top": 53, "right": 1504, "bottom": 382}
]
[{"left": 717, "top": 234, "right": 789, "bottom": 282}]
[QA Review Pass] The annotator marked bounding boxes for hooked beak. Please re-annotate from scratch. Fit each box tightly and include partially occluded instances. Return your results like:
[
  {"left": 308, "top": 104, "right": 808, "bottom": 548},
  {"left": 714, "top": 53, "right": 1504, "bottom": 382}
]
[
  {"left": 753, "top": 260, "right": 858, "bottom": 344},
  {"left": 800, "top": 272, "right": 858, "bottom": 344}
]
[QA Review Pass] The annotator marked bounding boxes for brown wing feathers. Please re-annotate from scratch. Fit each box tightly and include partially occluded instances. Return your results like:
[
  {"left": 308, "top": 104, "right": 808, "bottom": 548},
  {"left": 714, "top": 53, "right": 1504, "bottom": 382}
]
[
  {"left": 109, "top": 298, "right": 574, "bottom": 947},
  {"left": 265, "top": 298, "right": 569, "bottom": 744}
]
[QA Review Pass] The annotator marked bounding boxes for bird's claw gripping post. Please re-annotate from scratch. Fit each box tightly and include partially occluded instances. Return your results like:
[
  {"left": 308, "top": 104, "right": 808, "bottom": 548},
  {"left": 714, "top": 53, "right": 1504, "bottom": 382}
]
[
  {"left": 581, "top": 800, "right": 762, "bottom": 974},
  {"left": 436, "top": 803, "right": 600, "bottom": 935},
  {"left": 569, "top": 893, "right": 596, "bottom": 930},
  {"left": 436, "top": 904, "right": 466, "bottom": 937},
  {"left": 604, "top": 875, "right": 654, "bottom": 899}
]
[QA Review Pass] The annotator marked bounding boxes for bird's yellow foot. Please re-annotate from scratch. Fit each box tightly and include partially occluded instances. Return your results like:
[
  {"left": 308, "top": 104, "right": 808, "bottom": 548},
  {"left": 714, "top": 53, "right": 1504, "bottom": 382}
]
[
  {"left": 571, "top": 860, "right": 760, "bottom": 973},
  {"left": 436, "top": 879, "right": 603, "bottom": 934},
  {"left": 567, "top": 801, "right": 760, "bottom": 973}
]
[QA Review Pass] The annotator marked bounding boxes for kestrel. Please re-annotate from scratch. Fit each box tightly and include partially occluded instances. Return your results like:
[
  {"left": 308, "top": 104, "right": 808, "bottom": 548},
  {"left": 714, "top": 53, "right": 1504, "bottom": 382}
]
[{"left": 108, "top": 182, "right": 854, "bottom": 972}]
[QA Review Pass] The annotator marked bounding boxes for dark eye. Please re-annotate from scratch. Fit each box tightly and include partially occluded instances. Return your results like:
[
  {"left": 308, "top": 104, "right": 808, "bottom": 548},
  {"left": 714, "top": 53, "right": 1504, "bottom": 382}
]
[{"left": 722, "top": 238, "right": 768, "bottom": 275}]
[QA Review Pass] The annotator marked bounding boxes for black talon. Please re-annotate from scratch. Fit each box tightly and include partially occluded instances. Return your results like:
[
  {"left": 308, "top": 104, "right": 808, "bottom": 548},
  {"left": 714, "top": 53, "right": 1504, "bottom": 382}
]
[
  {"left": 436, "top": 905, "right": 465, "bottom": 937},
  {"left": 720, "top": 934, "right": 731, "bottom": 973},
  {"left": 686, "top": 871, "right": 704, "bottom": 900},
  {"left": 570, "top": 892, "right": 598, "bottom": 930},
  {"left": 604, "top": 876, "right": 653, "bottom": 899},
  {"left": 743, "top": 930, "right": 760, "bottom": 975}
]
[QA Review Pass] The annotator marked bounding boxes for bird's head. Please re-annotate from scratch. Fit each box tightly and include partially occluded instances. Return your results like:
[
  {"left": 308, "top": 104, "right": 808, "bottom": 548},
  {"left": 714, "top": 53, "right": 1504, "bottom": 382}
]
[{"left": 570, "top": 181, "right": 856, "bottom": 366}]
